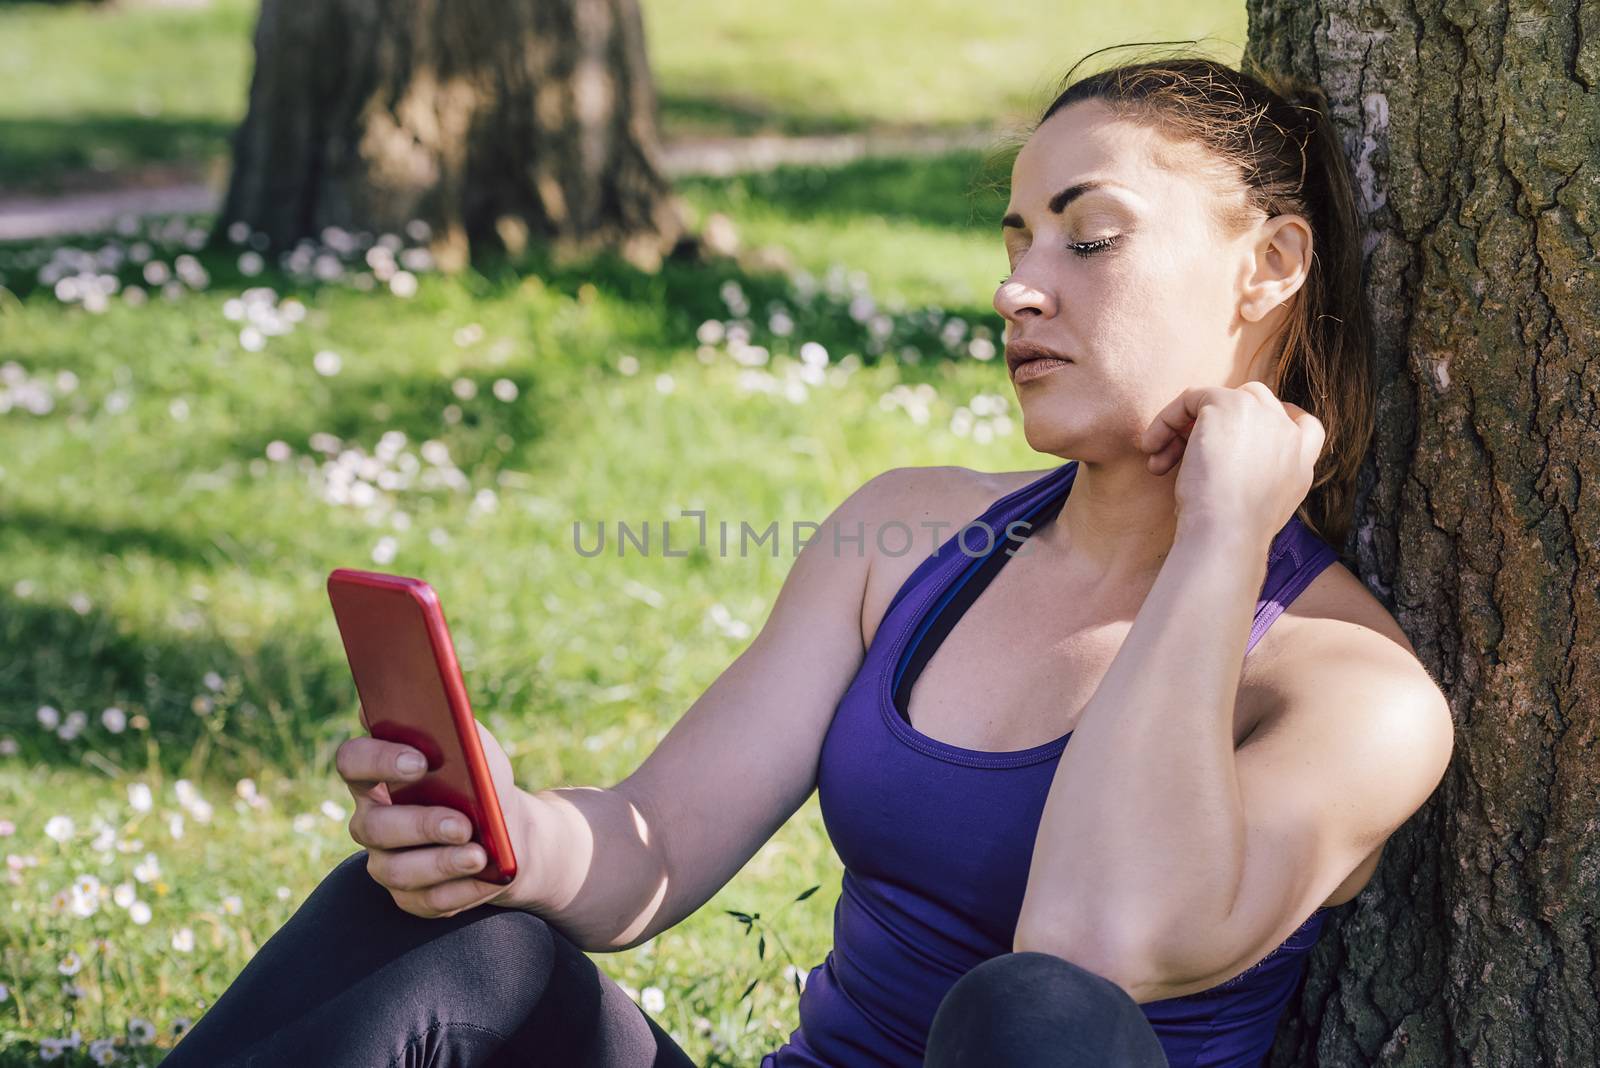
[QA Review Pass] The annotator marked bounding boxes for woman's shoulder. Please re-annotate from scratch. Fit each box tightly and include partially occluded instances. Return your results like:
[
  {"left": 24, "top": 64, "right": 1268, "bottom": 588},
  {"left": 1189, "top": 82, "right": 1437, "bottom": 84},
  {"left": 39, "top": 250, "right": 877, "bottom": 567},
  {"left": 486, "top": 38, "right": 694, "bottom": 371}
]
[
  {"left": 1244, "top": 546, "right": 1436, "bottom": 713},
  {"left": 856, "top": 462, "right": 1059, "bottom": 522},
  {"left": 851, "top": 463, "right": 1056, "bottom": 647}
]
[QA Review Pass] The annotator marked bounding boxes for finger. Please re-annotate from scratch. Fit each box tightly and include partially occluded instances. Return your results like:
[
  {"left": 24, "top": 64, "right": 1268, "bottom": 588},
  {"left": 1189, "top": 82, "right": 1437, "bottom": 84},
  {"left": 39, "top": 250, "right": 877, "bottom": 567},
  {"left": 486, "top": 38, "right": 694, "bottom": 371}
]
[
  {"left": 1146, "top": 433, "right": 1186, "bottom": 475},
  {"left": 1282, "top": 401, "right": 1321, "bottom": 436},
  {"left": 1140, "top": 387, "right": 1217, "bottom": 455},
  {"left": 346, "top": 779, "right": 395, "bottom": 813},
  {"left": 336, "top": 737, "right": 430, "bottom": 793},
  {"left": 396, "top": 875, "right": 502, "bottom": 919},
  {"left": 1291, "top": 409, "right": 1327, "bottom": 467},
  {"left": 368, "top": 843, "right": 488, "bottom": 892},
  {"left": 353, "top": 804, "right": 475, "bottom": 851},
  {"left": 1238, "top": 379, "right": 1287, "bottom": 412},
  {"left": 1141, "top": 411, "right": 1194, "bottom": 457}
]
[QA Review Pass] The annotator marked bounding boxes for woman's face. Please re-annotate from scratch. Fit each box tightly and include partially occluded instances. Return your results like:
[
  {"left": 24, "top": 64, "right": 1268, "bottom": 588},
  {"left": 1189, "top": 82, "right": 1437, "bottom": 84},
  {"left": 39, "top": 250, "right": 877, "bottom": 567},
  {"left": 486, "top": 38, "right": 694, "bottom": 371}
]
[{"left": 994, "top": 97, "right": 1299, "bottom": 461}]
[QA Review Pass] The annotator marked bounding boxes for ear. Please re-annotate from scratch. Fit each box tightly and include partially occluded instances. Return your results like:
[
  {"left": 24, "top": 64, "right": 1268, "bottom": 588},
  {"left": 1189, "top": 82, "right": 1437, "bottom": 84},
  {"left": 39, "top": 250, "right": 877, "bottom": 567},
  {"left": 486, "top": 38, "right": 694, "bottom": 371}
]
[{"left": 1240, "top": 213, "right": 1313, "bottom": 322}]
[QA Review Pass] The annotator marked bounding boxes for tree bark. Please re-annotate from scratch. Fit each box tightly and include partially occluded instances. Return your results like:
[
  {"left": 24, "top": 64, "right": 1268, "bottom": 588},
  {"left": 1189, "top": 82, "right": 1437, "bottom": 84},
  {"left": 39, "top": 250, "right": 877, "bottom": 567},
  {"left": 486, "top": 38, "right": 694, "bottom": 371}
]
[
  {"left": 217, "top": 0, "right": 687, "bottom": 271},
  {"left": 1245, "top": 2, "right": 1599, "bottom": 1064}
]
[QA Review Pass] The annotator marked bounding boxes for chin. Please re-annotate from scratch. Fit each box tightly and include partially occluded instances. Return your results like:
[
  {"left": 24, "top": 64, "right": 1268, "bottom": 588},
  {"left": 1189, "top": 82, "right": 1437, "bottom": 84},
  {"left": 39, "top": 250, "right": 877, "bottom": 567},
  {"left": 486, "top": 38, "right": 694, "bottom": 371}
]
[
  {"left": 1015, "top": 399, "right": 1128, "bottom": 464},
  {"left": 1017, "top": 409, "right": 1082, "bottom": 456}
]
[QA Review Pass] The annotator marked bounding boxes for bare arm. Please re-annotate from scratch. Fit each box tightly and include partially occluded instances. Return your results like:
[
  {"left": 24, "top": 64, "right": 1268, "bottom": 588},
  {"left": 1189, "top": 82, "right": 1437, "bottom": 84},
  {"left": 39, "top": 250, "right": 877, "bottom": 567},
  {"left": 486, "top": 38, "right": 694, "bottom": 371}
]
[
  {"left": 1014, "top": 524, "right": 1452, "bottom": 1001},
  {"left": 1014, "top": 525, "right": 1272, "bottom": 969},
  {"left": 509, "top": 470, "right": 904, "bottom": 952}
]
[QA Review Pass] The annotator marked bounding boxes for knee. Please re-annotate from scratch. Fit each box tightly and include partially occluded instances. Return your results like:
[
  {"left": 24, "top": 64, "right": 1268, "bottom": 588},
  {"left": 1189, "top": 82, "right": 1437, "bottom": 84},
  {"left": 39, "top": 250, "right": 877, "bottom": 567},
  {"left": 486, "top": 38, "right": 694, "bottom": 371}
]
[
  {"left": 926, "top": 952, "right": 1165, "bottom": 1068},
  {"left": 315, "top": 848, "right": 562, "bottom": 972},
  {"left": 939, "top": 950, "right": 1132, "bottom": 1015},
  {"left": 330, "top": 846, "right": 377, "bottom": 887},
  {"left": 321, "top": 848, "right": 576, "bottom": 1027},
  {"left": 306, "top": 848, "right": 392, "bottom": 912}
]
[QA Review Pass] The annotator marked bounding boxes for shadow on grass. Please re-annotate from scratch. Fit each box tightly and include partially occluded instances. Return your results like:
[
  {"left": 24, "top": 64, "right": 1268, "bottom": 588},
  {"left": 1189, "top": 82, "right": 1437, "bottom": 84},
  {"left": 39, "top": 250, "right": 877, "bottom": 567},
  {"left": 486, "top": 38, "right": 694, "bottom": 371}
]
[
  {"left": 0, "top": 588, "right": 354, "bottom": 779},
  {"left": 1, "top": 496, "right": 216, "bottom": 568},
  {"left": 673, "top": 148, "right": 1017, "bottom": 235},
  {"left": 0, "top": 115, "right": 233, "bottom": 195},
  {"left": 231, "top": 358, "right": 559, "bottom": 482}
]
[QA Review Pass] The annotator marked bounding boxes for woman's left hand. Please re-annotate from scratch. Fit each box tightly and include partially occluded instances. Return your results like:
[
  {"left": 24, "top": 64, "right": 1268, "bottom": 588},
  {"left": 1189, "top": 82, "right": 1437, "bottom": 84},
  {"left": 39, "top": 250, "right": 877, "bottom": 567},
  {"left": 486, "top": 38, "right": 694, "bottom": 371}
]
[{"left": 1137, "top": 380, "right": 1326, "bottom": 549}]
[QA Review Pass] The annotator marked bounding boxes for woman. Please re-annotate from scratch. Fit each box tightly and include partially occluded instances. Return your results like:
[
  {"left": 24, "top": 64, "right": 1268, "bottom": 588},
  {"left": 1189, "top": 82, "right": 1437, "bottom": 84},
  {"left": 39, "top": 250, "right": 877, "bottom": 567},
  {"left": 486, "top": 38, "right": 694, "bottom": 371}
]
[{"left": 163, "top": 51, "right": 1454, "bottom": 1068}]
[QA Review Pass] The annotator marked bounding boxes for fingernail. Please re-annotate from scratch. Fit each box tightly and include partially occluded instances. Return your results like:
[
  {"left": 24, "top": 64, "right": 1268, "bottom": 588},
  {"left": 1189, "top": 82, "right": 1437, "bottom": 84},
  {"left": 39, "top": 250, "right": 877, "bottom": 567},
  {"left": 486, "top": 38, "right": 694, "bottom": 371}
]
[
  {"left": 398, "top": 753, "right": 426, "bottom": 774},
  {"left": 456, "top": 847, "right": 482, "bottom": 870},
  {"left": 442, "top": 818, "right": 467, "bottom": 840}
]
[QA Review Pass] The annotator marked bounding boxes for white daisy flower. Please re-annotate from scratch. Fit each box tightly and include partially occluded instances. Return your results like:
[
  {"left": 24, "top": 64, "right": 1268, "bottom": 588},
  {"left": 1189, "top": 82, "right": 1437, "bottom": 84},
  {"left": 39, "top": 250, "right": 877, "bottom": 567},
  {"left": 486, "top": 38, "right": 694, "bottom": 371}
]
[{"left": 68, "top": 883, "right": 99, "bottom": 919}]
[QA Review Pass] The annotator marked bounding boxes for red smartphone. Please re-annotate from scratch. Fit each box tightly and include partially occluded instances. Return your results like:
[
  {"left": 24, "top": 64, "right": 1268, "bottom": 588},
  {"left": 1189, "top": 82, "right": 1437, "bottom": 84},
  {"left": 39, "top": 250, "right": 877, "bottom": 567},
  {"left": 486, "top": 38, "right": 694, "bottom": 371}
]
[{"left": 326, "top": 568, "right": 517, "bottom": 886}]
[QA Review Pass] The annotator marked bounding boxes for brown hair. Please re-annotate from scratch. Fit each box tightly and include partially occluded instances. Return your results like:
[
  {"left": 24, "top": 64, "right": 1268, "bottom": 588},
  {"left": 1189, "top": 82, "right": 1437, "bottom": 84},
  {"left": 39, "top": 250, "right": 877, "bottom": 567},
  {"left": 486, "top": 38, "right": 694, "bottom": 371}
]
[{"left": 981, "top": 43, "right": 1376, "bottom": 551}]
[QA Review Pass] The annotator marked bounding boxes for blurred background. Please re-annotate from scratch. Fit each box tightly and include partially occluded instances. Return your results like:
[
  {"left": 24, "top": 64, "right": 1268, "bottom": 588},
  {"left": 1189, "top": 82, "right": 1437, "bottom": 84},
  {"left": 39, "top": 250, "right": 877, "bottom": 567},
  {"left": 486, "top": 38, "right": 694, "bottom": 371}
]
[{"left": 0, "top": 1, "right": 1242, "bottom": 1062}]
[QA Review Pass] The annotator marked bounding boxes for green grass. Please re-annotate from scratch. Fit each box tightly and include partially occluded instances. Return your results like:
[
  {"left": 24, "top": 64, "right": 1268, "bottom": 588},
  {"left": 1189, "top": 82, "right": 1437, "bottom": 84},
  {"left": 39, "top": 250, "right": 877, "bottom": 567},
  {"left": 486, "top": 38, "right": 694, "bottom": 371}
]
[
  {"left": 652, "top": 0, "right": 1245, "bottom": 135},
  {"left": 0, "top": 0, "right": 1245, "bottom": 192},
  {"left": 0, "top": 149, "right": 1056, "bottom": 1063},
  {"left": 0, "top": 0, "right": 253, "bottom": 191}
]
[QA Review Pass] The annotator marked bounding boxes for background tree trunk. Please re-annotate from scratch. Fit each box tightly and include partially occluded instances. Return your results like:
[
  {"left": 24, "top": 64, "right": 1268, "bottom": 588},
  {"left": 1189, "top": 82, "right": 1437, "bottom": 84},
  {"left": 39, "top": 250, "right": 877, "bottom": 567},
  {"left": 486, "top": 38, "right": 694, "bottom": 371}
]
[
  {"left": 217, "top": 0, "right": 687, "bottom": 271},
  {"left": 1245, "top": 2, "right": 1599, "bottom": 1064}
]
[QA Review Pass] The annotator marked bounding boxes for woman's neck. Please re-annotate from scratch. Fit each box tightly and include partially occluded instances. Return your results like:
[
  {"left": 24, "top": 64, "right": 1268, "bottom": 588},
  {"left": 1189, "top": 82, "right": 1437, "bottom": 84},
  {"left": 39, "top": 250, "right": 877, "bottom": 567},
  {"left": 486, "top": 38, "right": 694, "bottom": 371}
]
[{"left": 1030, "top": 456, "right": 1181, "bottom": 592}]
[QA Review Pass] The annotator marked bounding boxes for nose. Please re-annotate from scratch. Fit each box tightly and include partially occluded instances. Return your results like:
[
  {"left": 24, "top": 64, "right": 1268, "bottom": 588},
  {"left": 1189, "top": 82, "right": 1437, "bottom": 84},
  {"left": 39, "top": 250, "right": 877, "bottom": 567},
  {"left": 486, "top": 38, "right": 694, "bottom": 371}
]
[{"left": 993, "top": 263, "right": 1057, "bottom": 324}]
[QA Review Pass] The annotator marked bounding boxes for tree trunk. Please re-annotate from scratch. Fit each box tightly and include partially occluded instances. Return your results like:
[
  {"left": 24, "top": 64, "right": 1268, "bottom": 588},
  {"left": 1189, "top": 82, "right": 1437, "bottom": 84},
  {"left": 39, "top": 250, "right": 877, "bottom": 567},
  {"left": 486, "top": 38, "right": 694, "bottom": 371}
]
[
  {"left": 1245, "top": 2, "right": 1599, "bottom": 1064},
  {"left": 217, "top": 0, "right": 687, "bottom": 271}
]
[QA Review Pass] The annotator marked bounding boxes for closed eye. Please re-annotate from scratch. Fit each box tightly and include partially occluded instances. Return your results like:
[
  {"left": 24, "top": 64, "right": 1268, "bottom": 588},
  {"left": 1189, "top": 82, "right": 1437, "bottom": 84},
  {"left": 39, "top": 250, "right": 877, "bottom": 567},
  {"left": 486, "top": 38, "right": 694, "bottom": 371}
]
[{"left": 1069, "top": 235, "right": 1120, "bottom": 259}]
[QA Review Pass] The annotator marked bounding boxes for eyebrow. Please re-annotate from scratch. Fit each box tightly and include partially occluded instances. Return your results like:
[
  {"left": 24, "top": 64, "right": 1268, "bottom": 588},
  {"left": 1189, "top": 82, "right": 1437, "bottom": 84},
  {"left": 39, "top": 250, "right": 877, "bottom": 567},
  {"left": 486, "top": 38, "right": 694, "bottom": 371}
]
[{"left": 1001, "top": 179, "right": 1126, "bottom": 229}]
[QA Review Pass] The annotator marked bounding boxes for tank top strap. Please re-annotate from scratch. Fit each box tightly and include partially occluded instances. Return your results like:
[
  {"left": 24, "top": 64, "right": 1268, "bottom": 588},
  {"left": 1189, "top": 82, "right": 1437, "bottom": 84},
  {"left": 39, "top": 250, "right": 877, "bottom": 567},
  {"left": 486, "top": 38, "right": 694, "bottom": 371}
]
[
  {"left": 1248, "top": 515, "right": 1340, "bottom": 653},
  {"left": 880, "top": 461, "right": 1078, "bottom": 622}
]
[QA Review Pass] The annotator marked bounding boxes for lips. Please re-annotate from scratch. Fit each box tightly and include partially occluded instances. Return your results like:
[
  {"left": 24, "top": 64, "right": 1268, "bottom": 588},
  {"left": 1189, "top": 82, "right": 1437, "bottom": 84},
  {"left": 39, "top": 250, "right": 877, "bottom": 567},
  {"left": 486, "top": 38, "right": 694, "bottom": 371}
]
[{"left": 1004, "top": 339, "right": 1074, "bottom": 375}]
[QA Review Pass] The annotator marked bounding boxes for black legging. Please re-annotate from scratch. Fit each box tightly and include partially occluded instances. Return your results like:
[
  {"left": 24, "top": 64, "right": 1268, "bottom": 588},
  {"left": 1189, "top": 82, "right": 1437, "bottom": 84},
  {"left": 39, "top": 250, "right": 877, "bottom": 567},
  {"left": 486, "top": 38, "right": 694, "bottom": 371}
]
[{"left": 160, "top": 848, "right": 1170, "bottom": 1067}]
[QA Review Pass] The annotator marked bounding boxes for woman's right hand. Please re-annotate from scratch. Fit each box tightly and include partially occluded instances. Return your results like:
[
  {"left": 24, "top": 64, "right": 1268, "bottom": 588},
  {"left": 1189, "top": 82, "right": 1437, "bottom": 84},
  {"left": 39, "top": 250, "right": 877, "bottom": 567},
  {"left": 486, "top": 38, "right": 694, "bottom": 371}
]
[{"left": 334, "top": 723, "right": 530, "bottom": 920}]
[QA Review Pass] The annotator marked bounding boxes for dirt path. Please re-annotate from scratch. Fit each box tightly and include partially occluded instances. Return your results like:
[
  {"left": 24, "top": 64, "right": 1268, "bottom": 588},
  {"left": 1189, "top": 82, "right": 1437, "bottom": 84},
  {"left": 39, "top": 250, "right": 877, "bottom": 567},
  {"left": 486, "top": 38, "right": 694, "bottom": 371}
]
[{"left": 0, "top": 124, "right": 1004, "bottom": 242}]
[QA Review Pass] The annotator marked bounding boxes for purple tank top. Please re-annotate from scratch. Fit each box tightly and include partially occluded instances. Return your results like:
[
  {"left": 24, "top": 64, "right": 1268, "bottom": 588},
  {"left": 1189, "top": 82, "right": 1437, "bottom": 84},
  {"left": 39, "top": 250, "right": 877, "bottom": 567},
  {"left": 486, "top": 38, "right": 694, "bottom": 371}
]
[{"left": 760, "top": 459, "right": 1341, "bottom": 1068}]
